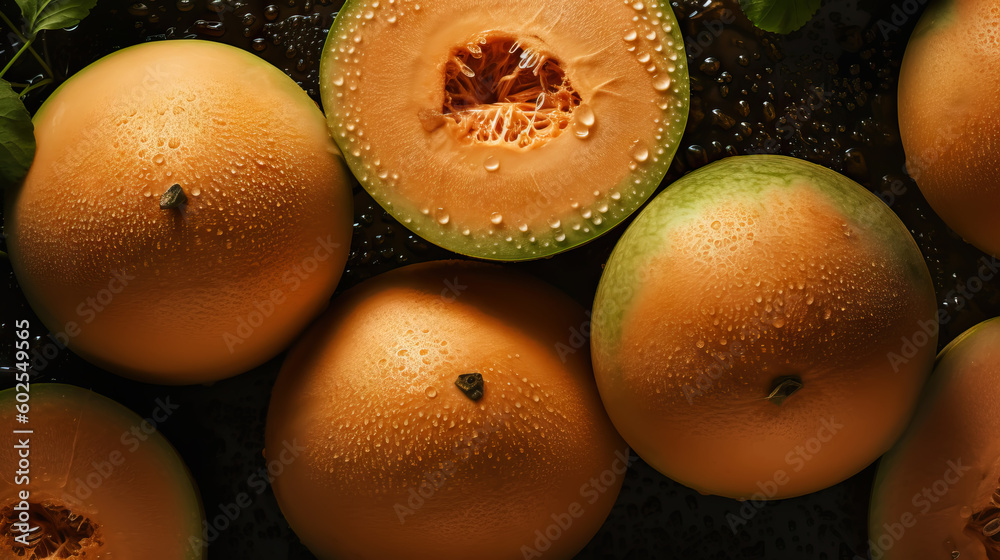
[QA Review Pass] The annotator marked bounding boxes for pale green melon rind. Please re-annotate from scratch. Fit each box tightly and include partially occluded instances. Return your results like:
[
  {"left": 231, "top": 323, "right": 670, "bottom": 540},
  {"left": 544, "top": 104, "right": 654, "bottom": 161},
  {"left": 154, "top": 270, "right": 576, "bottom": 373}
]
[
  {"left": 32, "top": 40, "right": 313, "bottom": 127},
  {"left": 867, "top": 316, "right": 1000, "bottom": 559},
  {"left": 907, "top": 0, "right": 956, "bottom": 43},
  {"left": 319, "top": 0, "right": 689, "bottom": 261},
  {"left": 0, "top": 383, "right": 205, "bottom": 560},
  {"left": 591, "top": 154, "right": 934, "bottom": 375}
]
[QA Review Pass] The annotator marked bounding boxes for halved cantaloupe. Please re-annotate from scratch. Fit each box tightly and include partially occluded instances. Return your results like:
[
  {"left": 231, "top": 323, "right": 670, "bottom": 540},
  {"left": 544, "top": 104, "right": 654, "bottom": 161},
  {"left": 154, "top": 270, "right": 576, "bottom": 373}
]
[
  {"left": 0, "top": 384, "right": 203, "bottom": 558},
  {"left": 869, "top": 318, "right": 1000, "bottom": 560},
  {"left": 320, "top": 0, "right": 689, "bottom": 260}
]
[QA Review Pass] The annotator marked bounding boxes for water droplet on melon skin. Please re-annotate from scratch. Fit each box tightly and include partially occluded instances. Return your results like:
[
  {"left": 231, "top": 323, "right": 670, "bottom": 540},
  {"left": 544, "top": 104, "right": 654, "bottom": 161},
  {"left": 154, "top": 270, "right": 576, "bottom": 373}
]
[{"left": 653, "top": 74, "right": 672, "bottom": 92}]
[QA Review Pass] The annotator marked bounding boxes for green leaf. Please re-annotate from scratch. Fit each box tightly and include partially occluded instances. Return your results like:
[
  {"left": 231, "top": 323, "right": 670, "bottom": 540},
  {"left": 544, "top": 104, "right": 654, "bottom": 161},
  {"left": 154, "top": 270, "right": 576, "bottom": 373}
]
[
  {"left": 739, "top": 0, "right": 822, "bottom": 34},
  {"left": 15, "top": 0, "right": 98, "bottom": 38},
  {"left": 0, "top": 79, "right": 35, "bottom": 188}
]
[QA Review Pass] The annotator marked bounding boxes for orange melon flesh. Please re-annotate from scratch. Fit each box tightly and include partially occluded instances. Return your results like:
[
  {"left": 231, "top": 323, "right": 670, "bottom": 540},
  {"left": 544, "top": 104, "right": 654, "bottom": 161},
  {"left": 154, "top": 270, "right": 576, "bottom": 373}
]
[
  {"left": 0, "top": 384, "right": 202, "bottom": 558},
  {"left": 320, "top": 0, "right": 689, "bottom": 260},
  {"left": 5, "top": 40, "right": 353, "bottom": 384},
  {"left": 265, "top": 261, "right": 627, "bottom": 560},
  {"left": 869, "top": 318, "right": 1000, "bottom": 560},
  {"left": 898, "top": 0, "right": 1000, "bottom": 257},
  {"left": 592, "top": 155, "right": 938, "bottom": 499}
]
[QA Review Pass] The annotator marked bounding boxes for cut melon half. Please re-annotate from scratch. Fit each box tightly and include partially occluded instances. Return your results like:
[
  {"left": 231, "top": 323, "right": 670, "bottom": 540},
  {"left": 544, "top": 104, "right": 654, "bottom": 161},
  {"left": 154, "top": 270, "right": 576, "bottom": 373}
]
[
  {"left": 0, "top": 384, "right": 203, "bottom": 559},
  {"left": 320, "top": 0, "right": 689, "bottom": 260}
]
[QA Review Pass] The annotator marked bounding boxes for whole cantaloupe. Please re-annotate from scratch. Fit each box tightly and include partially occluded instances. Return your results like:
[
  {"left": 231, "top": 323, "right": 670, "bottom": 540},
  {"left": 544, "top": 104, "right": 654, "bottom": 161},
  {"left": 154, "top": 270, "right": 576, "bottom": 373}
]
[
  {"left": 592, "top": 155, "right": 937, "bottom": 499},
  {"left": 4, "top": 40, "right": 353, "bottom": 384},
  {"left": 265, "top": 260, "right": 627, "bottom": 560},
  {"left": 898, "top": 0, "right": 1000, "bottom": 256}
]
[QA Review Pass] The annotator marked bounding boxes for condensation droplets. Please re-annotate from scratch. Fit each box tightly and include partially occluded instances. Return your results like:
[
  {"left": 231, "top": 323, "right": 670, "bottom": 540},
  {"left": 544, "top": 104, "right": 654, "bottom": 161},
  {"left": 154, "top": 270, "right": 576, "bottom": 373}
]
[{"left": 653, "top": 74, "right": 672, "bottom": 92}]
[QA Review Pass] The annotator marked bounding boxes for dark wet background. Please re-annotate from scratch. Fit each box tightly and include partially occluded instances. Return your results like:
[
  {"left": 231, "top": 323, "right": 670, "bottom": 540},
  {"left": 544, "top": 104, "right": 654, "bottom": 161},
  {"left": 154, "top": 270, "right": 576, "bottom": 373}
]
[{"left": 1, "top": 0, "right": 997, "bottom": 558}]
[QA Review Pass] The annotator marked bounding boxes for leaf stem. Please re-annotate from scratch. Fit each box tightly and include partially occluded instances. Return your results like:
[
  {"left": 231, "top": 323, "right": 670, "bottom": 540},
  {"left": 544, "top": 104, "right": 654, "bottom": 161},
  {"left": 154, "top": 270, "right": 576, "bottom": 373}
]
[
  {"left": 0, "top": 12, "right": 51, "bottom": 77},
  {"left": 19, "top": 77, "right": 52, "bottom": 98},
  {"left": 1, "top": 39, "right": 33, "bottom": 80}
]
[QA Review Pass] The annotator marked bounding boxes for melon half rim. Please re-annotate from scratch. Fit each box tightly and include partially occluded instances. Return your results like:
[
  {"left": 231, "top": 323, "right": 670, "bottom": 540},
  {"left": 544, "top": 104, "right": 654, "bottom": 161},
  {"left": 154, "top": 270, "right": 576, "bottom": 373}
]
[
  {"left": 0, "top": 384, "right": 204, "bottom": 559},
  {"left": 320, "top": 0, "right": 689, "bottom": 260}
]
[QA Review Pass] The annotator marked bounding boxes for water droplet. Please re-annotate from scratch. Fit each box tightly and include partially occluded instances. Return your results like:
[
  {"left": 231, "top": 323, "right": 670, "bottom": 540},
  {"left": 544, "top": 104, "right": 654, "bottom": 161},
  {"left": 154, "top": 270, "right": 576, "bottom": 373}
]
[
  {"left": 624, "top": 30, "right": 638, "bottom": 41},
  {"left": 653, "top": 75, "right": 672, "bottom": 91},
  {"left": 823, "top": 309, "right": 832, "bottom": 320},
  {"left": 168, "top": 138, "right": 180, "bottom": 149},
  {"left": 696, "top": 340, "right": 705, "bottom": 348},
  {"left": 191, "top": 187, "right": 202, "bottom": 196},
  {"left": 772, "top": 317, "right": 786, "bottom": 328},
  {"left": 555, "top": 232, "right": 566, "bottom": 242},
  {"left": 436, "top": 211, "right": 450, "bottom": 225},
  {"left": 425, "top": 387, "right": 438, "bottom": 398},
  {"left": 490, "top": 212, "right": 503, "bottom": 225},
  {"left": 484, "top": 156, "right": 500, "bottom": 172},
  {"left": 711, "top": 220, "right": 721, "bottom": 230},
  {"left": 518, "top": 222, "right": 529, "bottom": 232},
  {"left": 153, "top": 154, "right": 165, "bottom": 165},
  {"left": 632, "top": 1, "right": 644, "bottom": 9},
  {"left": 576, "top": 104, "right": 595, "bottom": 127},
  {"left": 547, "top": 217, "right": 561, "bottom": 229}
]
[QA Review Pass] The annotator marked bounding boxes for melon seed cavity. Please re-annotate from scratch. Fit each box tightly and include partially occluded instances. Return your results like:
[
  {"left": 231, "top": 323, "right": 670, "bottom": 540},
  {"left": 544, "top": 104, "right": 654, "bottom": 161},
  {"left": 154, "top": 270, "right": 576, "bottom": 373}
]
[
  {"left": 441, "top": 32, "right": 581, "bottom": 149},
  {"left": 0, "top": 500, "right": 102, "bottom": 557}
]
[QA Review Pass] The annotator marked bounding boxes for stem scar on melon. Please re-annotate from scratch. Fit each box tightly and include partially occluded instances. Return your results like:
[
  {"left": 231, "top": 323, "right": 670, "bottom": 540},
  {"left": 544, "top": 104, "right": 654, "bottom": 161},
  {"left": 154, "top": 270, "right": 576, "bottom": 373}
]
[
  {"left": 159, "top": 183, "right": 187, "bottom": 210},
  {"left": 320, "top": 0, "right": 689, "bottom": 260}
]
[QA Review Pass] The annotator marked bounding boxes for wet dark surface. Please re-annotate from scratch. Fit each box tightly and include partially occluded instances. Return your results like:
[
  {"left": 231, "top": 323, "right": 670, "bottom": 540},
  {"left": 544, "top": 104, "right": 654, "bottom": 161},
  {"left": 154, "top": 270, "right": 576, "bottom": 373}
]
[{"left": 1, "top": 0, "right": 998, "bottom": 558}]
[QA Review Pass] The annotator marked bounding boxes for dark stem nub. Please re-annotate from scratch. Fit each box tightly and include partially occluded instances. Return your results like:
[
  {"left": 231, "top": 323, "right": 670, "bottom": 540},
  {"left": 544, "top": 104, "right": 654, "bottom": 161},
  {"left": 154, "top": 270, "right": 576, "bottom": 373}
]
[
  {"left": 159, "top": 183, "right": 187, "bottom": 210},
  {"left": 766, "top": 375, "right": 803, "bottom": 406},
  {"left": 455, "top": 373, "right": 484, "bottom": 401}
]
